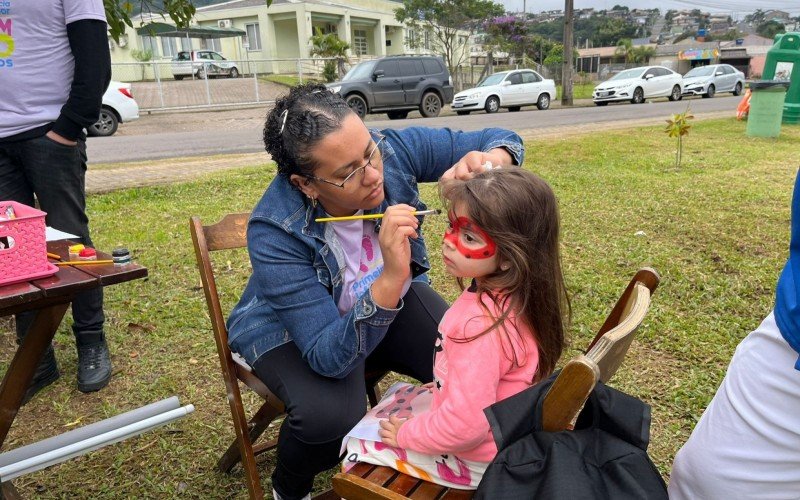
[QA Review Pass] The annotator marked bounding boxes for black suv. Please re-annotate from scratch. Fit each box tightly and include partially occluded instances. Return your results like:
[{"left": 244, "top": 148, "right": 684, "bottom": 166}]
[{"left": 327, "top": 55, "right": 454, "bottom": 119}]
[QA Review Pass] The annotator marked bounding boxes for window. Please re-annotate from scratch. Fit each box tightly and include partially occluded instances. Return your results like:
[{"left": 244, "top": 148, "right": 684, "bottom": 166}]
[
  {"left": 353, "top": 29, "right": 368, "bottom": 55},
  {"left": 211, "top": 52, "right": 226, "bottom": 61},
  {"left": 375, "top": 60, "right": 400, "bottom": 77},
  {"left": 423, "top": 31, "right": 431, "bottom": 50},
  {"left": 422, "top": 58, "right": 442, "bottom": 75},
  {"left": 202, "top": 38, "right": 222, "bottom": 52},
  {"left": 398, "top": 60, "right": 422, "bottom": 77},
  {"left": 161, "top": 37, "right": 179, "bottom": 58},
  {"left": 245, "top": 23, "right": 261, "bottom": 51},
  {"left": 140, "top": 35, "right": 159, "bottom": 57},
  {"left": 522, "top": 71, "right": 541, "bottom": 83},
  {"left": 507, "top": 72, "right": 523, "bottom": 85},
  {"left": 407, "top": 29, "right": 418, "bottom": 47},
  {"left": 722, "top": 65, "right": 734, "bottom": 74}
]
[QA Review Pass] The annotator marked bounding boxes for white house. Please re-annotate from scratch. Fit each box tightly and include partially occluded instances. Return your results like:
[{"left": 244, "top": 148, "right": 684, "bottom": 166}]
[{"left": 109, "top": 0, "right": 464, "bottom": 79}]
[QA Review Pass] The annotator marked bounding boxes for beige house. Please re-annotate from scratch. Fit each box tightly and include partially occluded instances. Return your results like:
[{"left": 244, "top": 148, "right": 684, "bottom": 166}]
[{"left": 110, "top": 0, "right": 464, "bottom": 78}]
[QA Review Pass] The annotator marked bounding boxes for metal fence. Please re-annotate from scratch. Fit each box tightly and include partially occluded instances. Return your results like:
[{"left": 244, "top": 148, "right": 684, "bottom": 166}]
[
  {"left": 113, "top": 56, "right": 611, "bottom": 112},
  {"left": 112, "top": 57, "right": 361, "bottom": 112}
]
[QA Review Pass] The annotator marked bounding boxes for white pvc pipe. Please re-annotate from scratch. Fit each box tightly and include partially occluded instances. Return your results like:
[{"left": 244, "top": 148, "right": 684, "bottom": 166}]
[
  {"left": 0, "top": 397, "right": 181, "bottom": 468},
  {"left": 0, "top": 405, "right": 194, "bottom": 482}
]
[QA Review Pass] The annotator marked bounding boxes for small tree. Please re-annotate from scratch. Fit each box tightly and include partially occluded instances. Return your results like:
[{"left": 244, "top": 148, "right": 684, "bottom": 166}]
[
  {"left": 131, "top": 48, "right": 153, "bottom": 81},
  {"left": 395, "top": 0, "right": 504, "bottom": 88},
  {"left": 309, "top": 28, "right": 350, "bottom": 82},
  {"left": 665, "top": 106, "right": 693, "bottom": 168}
]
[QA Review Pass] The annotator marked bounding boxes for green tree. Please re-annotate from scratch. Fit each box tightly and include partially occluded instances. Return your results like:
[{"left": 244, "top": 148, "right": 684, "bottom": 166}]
[
  {"left": 593, "top": 17, "right": 638, "bottom": 46},
  {"left": 757, "top": 20, "right": 785, "bottom": 39},
  {"left": 309, "top": 28, "right": 350, "bottom": 82},
  {"left": 105, "top": 0, "right": 275, "bottom": 42},
  {"left": 630, "top": 45, "right": 655, "bottom": 64},
  {"left": 664, "top": 106, "right": 693, "bottom": 168},
  {"left": 614, "top": 38, "right": 633, "bottom": 62},
  {"left": 130, "top": 48, "right": 153, "bottom": 80},
  {"left": 395, "top": 0, "right": 504, "bottom": 86}
]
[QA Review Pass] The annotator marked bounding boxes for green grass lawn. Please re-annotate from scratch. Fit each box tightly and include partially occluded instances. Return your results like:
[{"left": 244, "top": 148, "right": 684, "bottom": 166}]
[
  {"left": 557, "top": 82, "right": 596, "bottom": 100},
  {"left": 261, "top": 74, "right": 324, "bottom": 87},
  {"left": 4, "top": 118, "right": 800, "bottom": 498}
]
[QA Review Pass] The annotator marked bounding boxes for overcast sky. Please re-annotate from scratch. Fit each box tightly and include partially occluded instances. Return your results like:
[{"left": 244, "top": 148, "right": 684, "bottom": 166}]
[{"left": 498, "top": 0, "right": 800, "bottom": 18}]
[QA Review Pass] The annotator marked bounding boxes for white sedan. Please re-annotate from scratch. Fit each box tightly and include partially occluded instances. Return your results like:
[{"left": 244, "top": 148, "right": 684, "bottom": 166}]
[
  {"left": 682, "top": 64, "right": 745, "bottom": 98},
  {"left": 452, "top": 69, "right": 556, "bottom": 114},
  {"left": 88, "top": 81, "right": 139, "bottom": 137},
  {"left": 593, "top": 66, "right": 683, "bottom": 106}
]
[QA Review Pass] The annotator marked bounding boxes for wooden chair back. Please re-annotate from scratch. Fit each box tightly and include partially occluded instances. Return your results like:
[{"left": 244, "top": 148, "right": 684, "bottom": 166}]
[
  {"left": 541, "top": 267, "right": 659, "bottom": 432},
  {"left": 332, "top": 267, "right": 660, "bottom": 498},
  {"left": 190, "top": 213, "right": 281, "bottom": 500}
]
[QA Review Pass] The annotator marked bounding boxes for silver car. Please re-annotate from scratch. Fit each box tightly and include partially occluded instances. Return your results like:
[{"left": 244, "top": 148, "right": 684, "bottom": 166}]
[
  {"left": 171, "top": 51, "right": 239, "bottom": 80},
  {"left": 682, "top": 64, "right": 745, "bottom": 98}
]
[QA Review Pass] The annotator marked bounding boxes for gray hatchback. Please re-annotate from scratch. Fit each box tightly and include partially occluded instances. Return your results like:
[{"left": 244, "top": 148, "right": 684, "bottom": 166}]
[{"left": 327, "top": 55, "right": 454, "bottom": 120}]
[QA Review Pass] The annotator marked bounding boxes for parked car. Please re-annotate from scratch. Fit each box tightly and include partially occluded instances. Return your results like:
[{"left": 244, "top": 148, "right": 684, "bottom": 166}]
[
  {"left": 327, "top": 55, "right": 454, "bottom": 119},
  {"left": 593, "top": 66, "right": 683, "bottom": 106},
  {"left": 682, "top": 64, "right": 745, "bottom": 98},
  {"left": 171, "top": 50, "right": 239, "bottom": 80},
  {"left": 88, "top": 81, "right": 139, "bottom": 137},
  {"left": 451, "top": 69, "right": 556, "bottom": 114}
]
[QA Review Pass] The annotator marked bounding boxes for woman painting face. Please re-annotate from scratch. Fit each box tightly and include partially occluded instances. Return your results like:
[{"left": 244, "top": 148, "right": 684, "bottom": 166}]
[{"left": 291, "top": 114, "right": 385, "bottom": 217}]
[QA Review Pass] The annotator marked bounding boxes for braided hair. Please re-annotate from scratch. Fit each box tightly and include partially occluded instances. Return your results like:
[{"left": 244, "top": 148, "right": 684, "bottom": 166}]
[{"left": 263, "top": 83, "right": 354, "bottom": 177}]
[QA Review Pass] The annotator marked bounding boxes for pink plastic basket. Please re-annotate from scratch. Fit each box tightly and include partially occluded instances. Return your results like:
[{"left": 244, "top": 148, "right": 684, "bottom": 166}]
[{"left": 0, "top": 201, "right": 58, "bottom": 287}]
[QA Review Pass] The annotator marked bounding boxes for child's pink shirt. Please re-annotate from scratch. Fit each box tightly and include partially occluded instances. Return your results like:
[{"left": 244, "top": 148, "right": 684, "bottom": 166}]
[{"left": 396, "top": 287, "right": 540, "bottom": 462}]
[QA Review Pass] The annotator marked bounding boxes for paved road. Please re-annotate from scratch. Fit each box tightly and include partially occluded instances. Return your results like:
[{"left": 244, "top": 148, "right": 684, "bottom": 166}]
[{"left": 87, "top": 95, "right": 739, "bottom": 164}]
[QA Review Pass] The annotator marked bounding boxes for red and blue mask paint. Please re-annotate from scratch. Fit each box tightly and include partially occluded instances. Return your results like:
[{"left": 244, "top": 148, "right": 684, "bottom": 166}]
[{"left": 444, "top": 216, "right": 497, "bottom": 259}]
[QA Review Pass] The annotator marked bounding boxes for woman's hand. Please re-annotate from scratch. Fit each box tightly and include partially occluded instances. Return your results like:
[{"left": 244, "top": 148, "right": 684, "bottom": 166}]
[
  {"left": 379, "top": 415, "right": 408, "bottom": 448},
  {"left": 45, "top": 130, "right": 77, "bottom": 146},
  {"left": 440, "top": 147, "right": 514, "bottom": 181},
  {"left": 371, "top": 204, "right": 417, "bottom": 309}
]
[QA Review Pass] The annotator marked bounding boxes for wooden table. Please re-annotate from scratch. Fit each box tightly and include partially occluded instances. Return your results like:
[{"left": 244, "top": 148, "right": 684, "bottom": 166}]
[{"left": 0, "top": 241, "right": 147, "bottom": 498}]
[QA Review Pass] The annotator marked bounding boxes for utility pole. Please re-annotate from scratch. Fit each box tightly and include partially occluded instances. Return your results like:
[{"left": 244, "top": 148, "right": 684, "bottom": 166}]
[{"left": 561, "top": 0, "right": 574, "bottom": 106}]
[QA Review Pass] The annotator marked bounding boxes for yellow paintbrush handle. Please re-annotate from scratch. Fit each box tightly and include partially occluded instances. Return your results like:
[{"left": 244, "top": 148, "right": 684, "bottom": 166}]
[{"left": 55, "top": 260, "right": 115, "bottom": 266}]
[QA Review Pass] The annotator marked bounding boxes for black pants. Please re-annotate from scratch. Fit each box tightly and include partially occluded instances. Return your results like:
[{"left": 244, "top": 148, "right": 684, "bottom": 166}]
[
  {"left": 0, "top": 135, "right": 105, "bottom": 344},
  {"left": 253, "top": 281, "right": 448, "bottom": 499}
]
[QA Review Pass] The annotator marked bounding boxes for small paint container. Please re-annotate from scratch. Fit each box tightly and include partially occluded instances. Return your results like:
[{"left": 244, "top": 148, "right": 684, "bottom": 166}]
[
  {"left": 68, "top": 244, "right": 85, "bottom": 260},
  {"left": 112, "top": 247, "right": 131, "bottom": 266},
  {"left": 78, "top": 248, "right": 97, "bottom": 261}
]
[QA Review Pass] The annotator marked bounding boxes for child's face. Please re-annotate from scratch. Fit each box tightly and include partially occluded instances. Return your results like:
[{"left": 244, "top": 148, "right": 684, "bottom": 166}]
[{"left": 441, "top": 202, "right": 499, "bottom": 280}]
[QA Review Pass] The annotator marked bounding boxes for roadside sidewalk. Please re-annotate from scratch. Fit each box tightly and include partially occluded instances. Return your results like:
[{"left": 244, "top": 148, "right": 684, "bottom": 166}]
[{"left": 86, "top": 110, "right": 732, "bottom": 194}]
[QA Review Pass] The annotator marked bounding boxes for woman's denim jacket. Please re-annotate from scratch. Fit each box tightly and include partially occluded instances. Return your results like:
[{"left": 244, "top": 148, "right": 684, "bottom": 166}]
[{"left": 226, "top": 126, "right": 524, "bottom": 378}]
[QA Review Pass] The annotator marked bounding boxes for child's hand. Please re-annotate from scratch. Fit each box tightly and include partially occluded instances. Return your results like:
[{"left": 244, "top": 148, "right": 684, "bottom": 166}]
[
  {"left": 379, "top": 416, "right": 407, "bottom": 448},
  {"left": 421, "top": 382, "right": 436, "bottom": 392}
]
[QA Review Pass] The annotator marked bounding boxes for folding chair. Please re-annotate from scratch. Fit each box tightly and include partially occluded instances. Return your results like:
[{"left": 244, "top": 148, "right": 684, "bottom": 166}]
[
  {"left": 332, "top": 267, "right": 660, "bottom": 499},
  {"left": 190, "top": 213, "right": 386, "bottom": 499}
]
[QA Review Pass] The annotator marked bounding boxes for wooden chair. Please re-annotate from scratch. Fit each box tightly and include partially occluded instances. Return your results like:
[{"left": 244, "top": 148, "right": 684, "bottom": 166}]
[
  {"left": 190, "top": 214, "right": 386, "bottom": 499},
  {"left": 332, "top": 267, "right": 660, "bottom": 499}
]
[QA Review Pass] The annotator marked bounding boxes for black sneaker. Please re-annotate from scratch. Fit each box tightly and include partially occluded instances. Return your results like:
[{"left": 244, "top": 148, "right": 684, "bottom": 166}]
[
  {"left": 22, "top": 344, "right": 60, "bottom": 405},
  {"left": 77, "top": 341, "right": 112, "bottom": 393}
]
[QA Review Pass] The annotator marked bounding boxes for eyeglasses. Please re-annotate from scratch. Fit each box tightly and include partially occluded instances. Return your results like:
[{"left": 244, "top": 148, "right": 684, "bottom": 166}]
[{"left": 305, "top": 136, "right": 384, "bottom": 189}]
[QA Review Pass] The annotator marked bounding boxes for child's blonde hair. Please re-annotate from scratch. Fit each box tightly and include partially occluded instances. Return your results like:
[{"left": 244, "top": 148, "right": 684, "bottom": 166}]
[{"left": 439, "top": 168, "right": 569, "bottom": 382}]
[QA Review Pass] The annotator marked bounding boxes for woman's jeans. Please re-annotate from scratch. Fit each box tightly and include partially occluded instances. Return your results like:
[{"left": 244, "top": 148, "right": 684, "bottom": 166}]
[
  {"left": 0, "top": 135, "right": 105, "bottom": 348},
  {"left": 253, "top": 281, "right": 448, "bottom": 499}
]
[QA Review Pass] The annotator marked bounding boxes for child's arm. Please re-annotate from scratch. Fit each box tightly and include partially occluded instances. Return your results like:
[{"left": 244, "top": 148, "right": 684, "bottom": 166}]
[{"left": 394, "top": 332, "right": 508, "bottom": 455}]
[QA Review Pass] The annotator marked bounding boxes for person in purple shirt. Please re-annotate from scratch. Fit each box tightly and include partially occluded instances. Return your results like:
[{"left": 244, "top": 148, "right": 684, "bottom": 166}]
[{"left": 0, "top": 0, "right": 112, "bottom": 400}]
